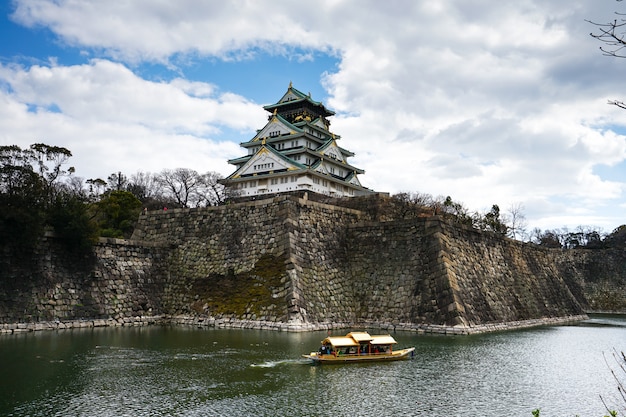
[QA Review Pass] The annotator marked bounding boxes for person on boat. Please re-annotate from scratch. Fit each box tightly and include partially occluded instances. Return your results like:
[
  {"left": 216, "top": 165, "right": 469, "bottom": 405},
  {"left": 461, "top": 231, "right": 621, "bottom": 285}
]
[{"left": 319, "top": 344, "right": 332, "bottom": 355}]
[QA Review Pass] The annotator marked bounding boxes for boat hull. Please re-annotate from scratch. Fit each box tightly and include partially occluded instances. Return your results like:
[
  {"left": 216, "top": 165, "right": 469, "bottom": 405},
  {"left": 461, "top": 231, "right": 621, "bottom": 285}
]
[{"left": 302, "top": 347, "right": 415, "bottom": 364}]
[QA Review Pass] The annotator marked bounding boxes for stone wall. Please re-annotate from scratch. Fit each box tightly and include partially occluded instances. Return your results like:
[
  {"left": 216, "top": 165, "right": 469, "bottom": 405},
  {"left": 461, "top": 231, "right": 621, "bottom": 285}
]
[
  {"left": 0, "top": 237, "right": 168, "bottom": 324},
  {"left": 555, "top": 248, "right": 626, "bottom": 312},
  {"left": 1, "top": 194, "right": 623, "bottom": 334},
  {"left": 434, "top": 221, "right": 585, "bottom": 326}
]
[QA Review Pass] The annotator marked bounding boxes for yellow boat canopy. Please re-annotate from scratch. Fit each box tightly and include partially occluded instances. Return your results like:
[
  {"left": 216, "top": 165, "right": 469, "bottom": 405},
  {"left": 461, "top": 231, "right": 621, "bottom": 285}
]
[
  {"left": 347, "top": 332, "right": 373, "bottom": 342},
  {"left": 323, "top": 336, "right": 359, "bottom": 347},
  {"left": 322, "top": 332, "right": 397, "bottom": 348},
  {"left": 370, "top": 335, "right": 397, "bottom": 345}
]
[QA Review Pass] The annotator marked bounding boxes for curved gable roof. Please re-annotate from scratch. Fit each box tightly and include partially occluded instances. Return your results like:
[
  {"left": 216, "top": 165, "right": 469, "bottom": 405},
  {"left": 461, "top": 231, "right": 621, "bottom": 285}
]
[
  {"left": 317, "top": 138, "right": 355, "bottom": 158},
  {"left": 248, "top": 113, "right": 303, "bottom": 143},
  {"left": 226, "top": 143, "right": 307, "bottom": 179},
  {"left": 264, "top": 83, "right": 335, "bottom": 117}
]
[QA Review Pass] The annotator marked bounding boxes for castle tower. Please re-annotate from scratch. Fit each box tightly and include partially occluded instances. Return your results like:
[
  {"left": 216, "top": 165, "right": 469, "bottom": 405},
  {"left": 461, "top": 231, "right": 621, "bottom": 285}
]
[{"left": 221, "top": 83, "right": 370, "bottom": 197}]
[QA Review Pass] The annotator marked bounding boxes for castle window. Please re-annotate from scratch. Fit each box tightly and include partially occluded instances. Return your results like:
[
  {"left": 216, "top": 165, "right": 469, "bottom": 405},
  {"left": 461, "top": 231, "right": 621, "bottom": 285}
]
[
  {"left": 254, "top": 163, "right": 275, "bottom": 171},
  {"left": 270, "top": 131, "right": 279, "bottom": 137}
]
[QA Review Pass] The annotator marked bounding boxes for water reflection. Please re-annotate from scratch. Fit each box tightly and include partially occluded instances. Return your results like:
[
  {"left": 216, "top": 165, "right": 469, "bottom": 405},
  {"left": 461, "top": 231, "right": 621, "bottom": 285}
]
[{"left": 0, "top": 316, "right": 624, "bottom": 417}]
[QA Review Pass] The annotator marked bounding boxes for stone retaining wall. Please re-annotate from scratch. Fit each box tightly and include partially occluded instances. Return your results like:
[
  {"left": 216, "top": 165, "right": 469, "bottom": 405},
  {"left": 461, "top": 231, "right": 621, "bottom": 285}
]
[
  {"left": 1, "top": 194, "right": 623, "bottom": 335},
  {"left": 0, "top": 314, "right": 589, "bottom": 336},
  {"left": 0, "top": 238, "right": 168, "bottom": 323}
]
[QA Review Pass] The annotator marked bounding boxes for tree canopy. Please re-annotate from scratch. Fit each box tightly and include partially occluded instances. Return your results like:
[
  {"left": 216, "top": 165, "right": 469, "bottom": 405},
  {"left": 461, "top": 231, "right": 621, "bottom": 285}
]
[{"left": 0, "top": 143, "right": 231, "bottom": 250}]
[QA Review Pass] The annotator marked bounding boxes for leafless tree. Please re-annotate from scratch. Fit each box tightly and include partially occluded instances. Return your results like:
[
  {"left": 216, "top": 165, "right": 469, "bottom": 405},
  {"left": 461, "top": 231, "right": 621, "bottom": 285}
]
[
  {"left": 197, "top": 171, "right": 227, "bottom": 206},
  {"left": 588, "top": 0, "right": 626, "bottom": 109},
  {"left": 62, "top": 176, "right": 88, "bottom": 198},
  {"left": 600, "top": 349, "right": 626, "bottom": 416},
  {"left": 127, "top": 171, "right": 161, "bottom": 202},
  {"left": 390, "top": 191, "right": 436, "bottom": 218},
  {"left": 156, "top": 168, "right": 203, "bottom": 208},
  {"left": 506, "top": 202, "right": 528, "bottom": 240}
]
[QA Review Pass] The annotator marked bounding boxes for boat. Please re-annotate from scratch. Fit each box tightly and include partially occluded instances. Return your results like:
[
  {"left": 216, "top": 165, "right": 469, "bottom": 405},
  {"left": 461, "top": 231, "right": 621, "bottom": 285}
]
[{"left": 302, "top": 331, "right": 415, "bottom": 364}]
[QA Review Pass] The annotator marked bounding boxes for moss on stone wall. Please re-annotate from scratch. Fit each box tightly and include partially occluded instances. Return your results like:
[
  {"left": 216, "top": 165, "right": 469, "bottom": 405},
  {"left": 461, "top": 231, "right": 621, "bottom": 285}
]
[{"left": 189, "top": 254, "right": 287, "bottom": 319}]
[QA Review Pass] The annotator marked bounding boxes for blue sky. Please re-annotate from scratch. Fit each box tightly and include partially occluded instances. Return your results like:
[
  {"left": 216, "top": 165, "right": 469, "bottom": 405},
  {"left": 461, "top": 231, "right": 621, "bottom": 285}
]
[{"left": 0, "top": 0, "right": 625, "bottom": 235}]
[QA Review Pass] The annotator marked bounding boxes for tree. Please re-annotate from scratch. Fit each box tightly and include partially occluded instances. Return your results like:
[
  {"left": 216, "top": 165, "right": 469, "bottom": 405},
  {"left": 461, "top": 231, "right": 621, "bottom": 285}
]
[
  {"left": 156, "top": 168, "right": 203, "bottom": 208},
  {"left": 0, "top": 145, "right": 47, "bottom": 251},
  {"left": 47, "top": 191, "right": 98, "bottom": 252},
  {"left": 532, "top": 229, "right": 562, "bottom": 248},
  {"left": 600, "top": 349, "right": 626, "bottom": 417},
  {"left": 441, "top": 196, "right": 474, "bottom": 226},
  {"left": 199, "top": 171, "right": 228, "bottom": 206},
  {"left": 126, "top": 171, "right": 160, "bottom": 202},
  {"left": 107, "top": 172, "right": 127, "bottom": 191},
  {"left": 86, "top": 178, "right": 107, "bottom": 202},
  {"left": 588, "top": 0, "right": 626, "bottom": 109},
  {"left": 29, "top": 143, "right": 74, "bottom": 204},
  {"left": 63, "top": 176, "right": 89, "bottom": 199},
  {"left": 603, "top": 224, "right": 626, "bottom": 247},
  {"left": 0, "top": 143, "right": 98, "bottom": 252},
  {"left": 505, "top": 202, "right": 528, "bottom": 240},
  {"left": 94, "top": 190, "right": 142, "bottom": 238},
  {"left": 479, "top": 204, "right": 508, "bottom": 235},
  {"left": 389, "top": 191, "right": 435, "bottom": 219}
]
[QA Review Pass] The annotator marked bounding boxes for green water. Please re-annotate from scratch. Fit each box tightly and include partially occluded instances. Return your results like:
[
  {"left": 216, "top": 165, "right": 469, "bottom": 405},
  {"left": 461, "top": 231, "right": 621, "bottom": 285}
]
[{"left": 1, "top": 315, "right": 625, "bottom": 416}]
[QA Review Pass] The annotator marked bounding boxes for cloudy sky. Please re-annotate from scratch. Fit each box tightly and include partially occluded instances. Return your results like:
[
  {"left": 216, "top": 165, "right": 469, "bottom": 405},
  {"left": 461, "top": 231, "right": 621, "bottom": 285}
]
[{"left": 1, "top": 0, "right": 625, "bottom": 234}]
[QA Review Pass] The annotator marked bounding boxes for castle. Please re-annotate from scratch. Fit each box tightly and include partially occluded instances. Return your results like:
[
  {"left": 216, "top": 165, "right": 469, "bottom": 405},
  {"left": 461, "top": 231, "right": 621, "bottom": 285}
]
[{"left": 221, "top": 83, "right": 371, "bottom": 197}]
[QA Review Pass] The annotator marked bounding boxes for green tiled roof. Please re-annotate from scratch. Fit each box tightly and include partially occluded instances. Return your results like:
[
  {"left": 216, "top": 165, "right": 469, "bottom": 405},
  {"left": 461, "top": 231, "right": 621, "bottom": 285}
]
[
  {"left": 317, "top": 138, "right": 355, "bottom": 157},
  {"left": 263, "top": 84, "right": 335, "bottom": 116}
]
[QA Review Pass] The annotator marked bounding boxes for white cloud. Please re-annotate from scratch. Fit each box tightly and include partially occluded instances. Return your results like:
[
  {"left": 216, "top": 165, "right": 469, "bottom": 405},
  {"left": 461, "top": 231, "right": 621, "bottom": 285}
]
[
  {"left": 1, "top": 60, "right": 265, "bottom": 134},
  {"left": 4, "top": 0, "right": 626, "bottom": 232},
  {"left": 0, "top": 60, "right": 265, "bottom": 179}
]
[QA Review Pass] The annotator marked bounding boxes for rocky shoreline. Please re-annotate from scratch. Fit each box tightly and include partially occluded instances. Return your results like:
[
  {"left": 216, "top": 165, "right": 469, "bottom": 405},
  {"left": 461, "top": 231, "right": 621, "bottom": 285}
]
[{"left": 0, "top": 313, "right": 590, "bottom": 336}]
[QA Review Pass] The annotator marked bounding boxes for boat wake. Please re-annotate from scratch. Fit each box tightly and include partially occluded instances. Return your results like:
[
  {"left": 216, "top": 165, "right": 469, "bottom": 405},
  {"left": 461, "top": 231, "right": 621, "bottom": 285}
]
[{"left": 250, "top": 359, "right": 309, "bottom": 368}]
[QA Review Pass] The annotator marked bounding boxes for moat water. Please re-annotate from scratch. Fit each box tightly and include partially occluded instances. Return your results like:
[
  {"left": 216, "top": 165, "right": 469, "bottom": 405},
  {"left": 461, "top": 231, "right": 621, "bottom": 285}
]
[{"left": 0, "top": 315, "right": 624, "bottom": 417}]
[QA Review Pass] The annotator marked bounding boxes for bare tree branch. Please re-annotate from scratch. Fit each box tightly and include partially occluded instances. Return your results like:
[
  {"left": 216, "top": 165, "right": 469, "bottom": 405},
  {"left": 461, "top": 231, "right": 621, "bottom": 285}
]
[
  {"left": 588, "top": 17, "right": 626, "bottom": 58},
  {"left": 608, "top": 99, "right": 626, "bottom": 109},
  {"left": 588, "top": 1, "right": 626, "bottom": 110}
]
